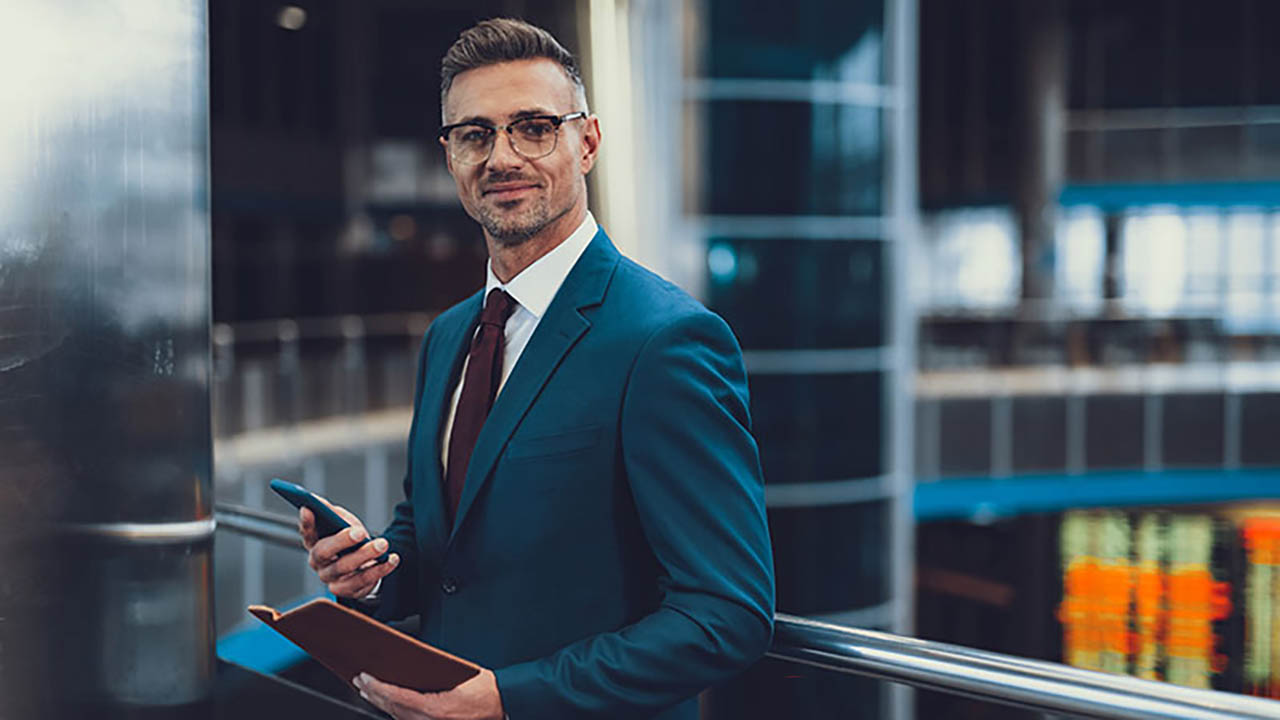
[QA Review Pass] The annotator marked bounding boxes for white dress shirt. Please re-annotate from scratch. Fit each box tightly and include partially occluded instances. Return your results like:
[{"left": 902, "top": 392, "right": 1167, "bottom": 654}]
[{"left": 364, "top": 211, "right": 597, "bottom": 600}]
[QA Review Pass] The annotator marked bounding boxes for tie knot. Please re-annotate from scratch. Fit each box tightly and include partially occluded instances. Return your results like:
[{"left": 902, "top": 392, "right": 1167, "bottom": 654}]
[{"left": 481, "top": 288, "right": 516, "bottom": 327}]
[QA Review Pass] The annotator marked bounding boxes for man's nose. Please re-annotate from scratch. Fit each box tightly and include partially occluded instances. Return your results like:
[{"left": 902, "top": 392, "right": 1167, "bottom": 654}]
[{"left": 486, "top": 130, "right": 525, "bottom": 170}]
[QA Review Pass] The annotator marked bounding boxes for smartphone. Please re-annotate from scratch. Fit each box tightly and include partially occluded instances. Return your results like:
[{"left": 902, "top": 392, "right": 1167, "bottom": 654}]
[{"left": 270, "top": 478, "right": 389, "bottom": 563}]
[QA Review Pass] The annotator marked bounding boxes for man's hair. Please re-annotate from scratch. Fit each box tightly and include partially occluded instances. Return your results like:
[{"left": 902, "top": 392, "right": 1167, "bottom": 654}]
[{"left": 440, "top": 18, "right": 587, "bottom": 119}]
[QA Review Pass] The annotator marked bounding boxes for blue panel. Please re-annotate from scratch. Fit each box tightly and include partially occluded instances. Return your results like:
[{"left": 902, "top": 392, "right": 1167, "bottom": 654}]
[
  {"left": 215, "top": 594, "right": 324, "bottom": 674},
  {"left": 1060, "top": 182, "right": 1280, "bottom": 209},
  {"left": 915, "top": 468, "right": 1280, "bottom": 521},
  {"left": 216, "top": 625, "right": 310, "bottom": 675}
]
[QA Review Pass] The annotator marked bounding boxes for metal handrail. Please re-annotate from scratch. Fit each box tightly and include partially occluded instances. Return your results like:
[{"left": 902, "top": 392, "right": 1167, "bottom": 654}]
[
  {"left": 213, "top": 311, "right": 437, "bottom": 346},
  {"left": 771, "top": 615, "right": 1280, "bottom": 720},
  {"left": 213, "top": 503, "right": 1280, "bottom": 719},
  {"left": 216, "top": 502, "right": 304, "bottom": 548}
]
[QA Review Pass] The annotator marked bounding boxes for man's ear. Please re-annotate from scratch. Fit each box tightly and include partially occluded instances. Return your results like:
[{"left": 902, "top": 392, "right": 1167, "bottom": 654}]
[
  {"left": 439, "top": 135, "right": 456, "bottom": 175},
  {"left": 579, "top": 115, "right": 601, "bottom": 174}
]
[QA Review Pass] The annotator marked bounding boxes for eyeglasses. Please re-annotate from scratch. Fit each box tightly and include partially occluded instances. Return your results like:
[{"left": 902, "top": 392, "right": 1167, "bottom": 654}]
[{"left": 439, "top": 112, "right": 588, "bottom": 166}]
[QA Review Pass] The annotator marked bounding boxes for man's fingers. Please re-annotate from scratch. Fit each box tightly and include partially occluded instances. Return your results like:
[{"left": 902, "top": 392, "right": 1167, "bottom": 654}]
[
  {"left": 357, "top": 673, "right": 426, "bottom": 717},
  {"left": 298, "top": 508, "right": 317, "bottom": 549},
  {"left": 330, "top": 504, "right": 362, "bottom": 527},
  {"left": 308, "top": 526, "right": 362, "bottom": 573},
  {"left": 327, "top": 553, "right": 399, "bottom": 597},
  {"left": 316, "top": 536, "right": 390, "bottom": 582},
  {"left": 355, "top": 676, "right": 395, "bottom": 716},
  {"left": 311, "top": 524, "right": 368, "bottom": 562}
]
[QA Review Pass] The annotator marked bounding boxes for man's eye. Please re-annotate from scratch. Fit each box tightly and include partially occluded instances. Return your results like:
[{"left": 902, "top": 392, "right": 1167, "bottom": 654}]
[
  {"left": 460, "top": 129, "right": 490, "bottom": 144},
  {"left": 518, "top": 121, "right": 554, "bottom": 139}
]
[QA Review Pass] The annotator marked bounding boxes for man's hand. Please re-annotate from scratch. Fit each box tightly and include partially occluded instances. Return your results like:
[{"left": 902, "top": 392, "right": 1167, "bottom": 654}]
[
  {"left": 353, "top": 668, "right": 505, "bottom": 720},
  {"left": 298, "top": 501, "right": 399, "bottom": 599}
]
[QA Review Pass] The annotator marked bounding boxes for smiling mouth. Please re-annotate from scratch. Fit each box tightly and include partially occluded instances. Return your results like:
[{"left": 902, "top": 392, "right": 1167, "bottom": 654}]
[{"left": 483, "top": 184, "right": 539, "bottom": 199}]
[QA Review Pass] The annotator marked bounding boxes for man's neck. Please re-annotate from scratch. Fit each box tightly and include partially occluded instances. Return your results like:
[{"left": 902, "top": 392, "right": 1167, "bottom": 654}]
[{"left": 486, "top": 204, "right": 587, "bottom": 284}]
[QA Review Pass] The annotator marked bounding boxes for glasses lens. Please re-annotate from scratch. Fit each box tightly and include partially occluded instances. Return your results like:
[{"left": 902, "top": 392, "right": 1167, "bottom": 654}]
[
  {"left": 449, "top": 125, "right": 494, "bottom": 164},
  {"left": 510, "top": 118, "right": 558, "bottom": 159}
]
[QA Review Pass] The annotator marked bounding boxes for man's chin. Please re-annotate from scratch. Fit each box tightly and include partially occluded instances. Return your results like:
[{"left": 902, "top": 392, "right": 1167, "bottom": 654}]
[
  {"left": 479, "top": 209, "right": 550, "bottom": 247},
  {"left": 482, "top": 218, "right": 545, "bottom": 247}
]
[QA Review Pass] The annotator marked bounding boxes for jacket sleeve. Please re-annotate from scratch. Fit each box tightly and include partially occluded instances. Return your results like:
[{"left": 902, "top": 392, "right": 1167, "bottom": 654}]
[
  {"left": 494, "top": 310, "right": 776, "bottom": 719},
  {"left": 338, "top": 327, "right": 430, "bottom": 623}
]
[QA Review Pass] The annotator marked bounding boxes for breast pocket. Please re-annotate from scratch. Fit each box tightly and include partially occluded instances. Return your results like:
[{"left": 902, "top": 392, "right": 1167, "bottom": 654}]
[{"left": 504, "top": 425, "right": 603, "bottom": 462}]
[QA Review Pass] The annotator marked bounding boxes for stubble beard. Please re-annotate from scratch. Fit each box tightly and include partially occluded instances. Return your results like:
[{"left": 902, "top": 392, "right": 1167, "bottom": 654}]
[{"left": 476, "top": 195, "right": 554, "bottom": 248}]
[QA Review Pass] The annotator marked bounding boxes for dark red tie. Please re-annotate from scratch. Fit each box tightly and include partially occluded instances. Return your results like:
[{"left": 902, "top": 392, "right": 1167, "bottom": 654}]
[{"left": 445, "top": 288, "right": 516, "bottom": 523}]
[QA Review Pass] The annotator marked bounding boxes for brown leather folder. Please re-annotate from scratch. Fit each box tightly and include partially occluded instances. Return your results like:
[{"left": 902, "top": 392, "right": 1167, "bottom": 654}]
[{"left": 249, "top": 598, "right": 482, "bottom": 692}]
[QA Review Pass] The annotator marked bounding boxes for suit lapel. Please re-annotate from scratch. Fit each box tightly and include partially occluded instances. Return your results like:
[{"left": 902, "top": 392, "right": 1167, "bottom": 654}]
[
  {"left": 416, "top": 291, "right": 482, "bottom": 554},
  {"left": 449, "top": 230, "right": 620, "bottom": 542}
]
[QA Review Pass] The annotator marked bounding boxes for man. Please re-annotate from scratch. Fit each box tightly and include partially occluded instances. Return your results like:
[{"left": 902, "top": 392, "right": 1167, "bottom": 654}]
[{"left": 298, "top": 18, "right": 774, "bottom": 720}]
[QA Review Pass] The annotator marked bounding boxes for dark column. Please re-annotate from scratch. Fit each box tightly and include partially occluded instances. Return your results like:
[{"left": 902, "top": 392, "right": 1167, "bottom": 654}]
[
  {"left": 1015, "top": 0, "right": 1067, "bottom": 303},
  {"left": 1103, "top": 212, "right": 1124, "bottom": 301},
  {"left": 0, "top": 1, "right": 213, "bottom": 715}
]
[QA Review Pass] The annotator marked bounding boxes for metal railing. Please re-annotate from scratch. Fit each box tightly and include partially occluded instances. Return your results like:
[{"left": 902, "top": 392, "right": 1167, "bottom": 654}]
[
  {"left": 769, "top": 615, "right": 1280, "bottom": 719},
  {"left": 214, "top": 504, "right": 1280, "bottom": 719}
]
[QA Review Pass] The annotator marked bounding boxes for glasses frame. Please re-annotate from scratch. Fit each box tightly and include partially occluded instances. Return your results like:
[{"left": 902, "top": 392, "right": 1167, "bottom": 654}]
[{"left": 439, "top": 111, "right": 588, "bottom": 166}]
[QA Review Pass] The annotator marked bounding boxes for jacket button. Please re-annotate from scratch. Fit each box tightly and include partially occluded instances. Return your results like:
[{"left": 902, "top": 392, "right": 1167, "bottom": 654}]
[{"left": 441, "top": 577, "right": 458, "bottom": 595}]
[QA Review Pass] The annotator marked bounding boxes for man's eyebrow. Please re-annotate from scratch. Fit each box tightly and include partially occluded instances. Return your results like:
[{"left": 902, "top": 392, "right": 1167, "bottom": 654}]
[
  {"left": 450, "top": 114, "right": 496, "bottom": 126},
  {"left": 509, "top": 108, "right": 555, "bottom": 120},
  {"left": 446, "top": 109, "right": 555, "bottom": 126}
]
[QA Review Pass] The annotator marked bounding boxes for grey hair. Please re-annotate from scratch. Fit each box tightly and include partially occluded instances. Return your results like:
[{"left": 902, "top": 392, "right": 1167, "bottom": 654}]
[{"left": 440, "top": 17, "right": 588, "bottom": 121}]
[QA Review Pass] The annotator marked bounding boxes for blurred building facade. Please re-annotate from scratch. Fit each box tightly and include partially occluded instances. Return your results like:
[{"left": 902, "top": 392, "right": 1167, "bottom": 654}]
[
  {"left": 206, "top": 1, "right": 1280, "bottom": 719},
  {"left": 913, "top": 1, "right": 1280, "bottom": 717}
]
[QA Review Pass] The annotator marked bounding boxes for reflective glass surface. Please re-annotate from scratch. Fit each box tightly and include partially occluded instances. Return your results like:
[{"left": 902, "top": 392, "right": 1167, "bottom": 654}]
[
  {"left": 1012, "top": 396, "right": 1067, "bottom": 472},
  {"left": 702, "top": 0, "right": 883, "bottom": 83},
  {"left": 937, "top": 399, "right": 991, "bottom": 475},
  {"left": 1085, "top": 395, "right": 1145, "bottom": 469},
  {"left": 1242, "top": 393, "right": 1280, "bottom": 466},
  {"left": 0, "top": 2, "right": 214, "bottom": 710},
  {"left": 768, "top": 499, "right": 890, "bottom": 613},
  {"left": 750, "top": 372, "right": 882, "bottom": 483},
  {"left": 692, "top": 101, "right": 882, "bottom": 215},
  {"left": 1163, "top": 393, "right": 1226, "bottom": 468},
  {"left": 708, "top": 238, "right": 883, "bottom": 350},
  {"left": 0, "top": 0, "right": 212, "bottom": 522}
]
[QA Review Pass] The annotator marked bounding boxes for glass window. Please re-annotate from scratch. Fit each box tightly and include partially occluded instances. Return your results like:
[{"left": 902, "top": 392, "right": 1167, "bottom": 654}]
[
  {"left": 922, "top": 207, "right": 1019, "bottom": 313},
  {"left": 1270, "top": 212, "right": 1280, "bottom": 330},
  {"left": 690, "top": 101, "right": 882, "bottom": 216},
  {"left": 1163, "top": 393, "right": 1226, "bottom": 467},
  {"left": 1101, "top": 129, "right": 1167, "bottom": 182},
  {"left": 768, "top": 499, "right": 890, "bottom": 613},
  {"left": 1122, "top": 207, "right": 1186, "bottom": 316},
  {"left": 1183, "top": 209, "right": 1223, "bottom": 313},
  {"left": 937, "top": 398, "right": 991, "bottom": 476},
  {"left": 1085, "top": 395, "right": 1145, "bottom": 470},
  {"left": 707, "top": 238, "right": 883, "bottom": 350},
  {"left": 1056, "top": 206, "right": 1104, "bottom": 313},
  {"left": 1096, "top": 0, "right": 1170, "bottom": 110},
  {"left": 1176, "top": 125, "right": 1247, "bottom": 181},
  {"left": 1173, "top": 6, "right": 1246, "bottom": 107},
  {"left": 701, "top": 0, "right": 883, "bottom": 83},
  {"left": 1253, "top": 125, "right": 1280, "bottom": 179},
  {"left": 1223, "top": 209, "right": 1268, "bottom": 333},
  {"left": 749, "top": 372, "right": 882, "bottom": 483}
]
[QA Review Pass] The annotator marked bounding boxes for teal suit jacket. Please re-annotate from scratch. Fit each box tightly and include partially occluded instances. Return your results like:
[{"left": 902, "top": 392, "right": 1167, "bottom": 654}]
[{"left": 363, "top": 229, "right": 775, "bottom": 719}]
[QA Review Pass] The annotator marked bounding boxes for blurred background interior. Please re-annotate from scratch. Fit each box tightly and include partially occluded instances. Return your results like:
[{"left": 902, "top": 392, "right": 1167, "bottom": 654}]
[{"left": 7, "top": 0, "right": 1280, "bottom": 718}]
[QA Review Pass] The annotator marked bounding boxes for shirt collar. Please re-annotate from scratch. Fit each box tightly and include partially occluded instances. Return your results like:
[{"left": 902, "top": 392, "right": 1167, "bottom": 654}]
[{"left": 484, "top": 211, "right": 598, "bottom": 319}]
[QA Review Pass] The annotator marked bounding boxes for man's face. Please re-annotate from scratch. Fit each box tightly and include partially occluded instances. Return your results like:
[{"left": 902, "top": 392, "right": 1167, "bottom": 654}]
[{"left": 441, "top": 58, "right": 600, "bottom": 246}]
